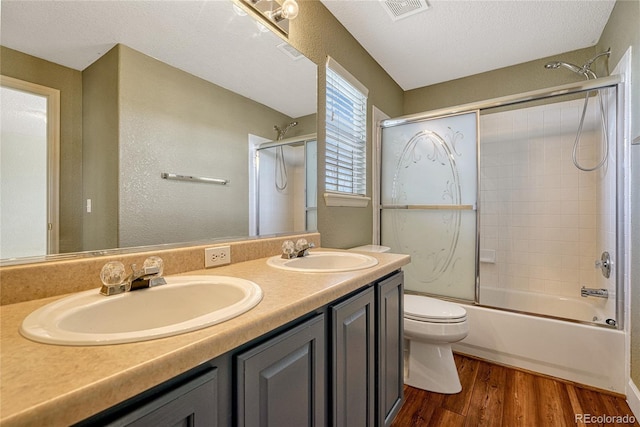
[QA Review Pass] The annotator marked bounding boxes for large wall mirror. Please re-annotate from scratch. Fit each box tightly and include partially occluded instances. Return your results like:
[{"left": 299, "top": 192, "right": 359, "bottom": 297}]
[{"left": 0, "top": 0, "right": 317, "bottom": 265}]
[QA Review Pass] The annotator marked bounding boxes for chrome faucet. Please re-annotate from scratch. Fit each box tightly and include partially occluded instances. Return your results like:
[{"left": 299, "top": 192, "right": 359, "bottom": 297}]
[
  {"left": 281, "top": 239, "right": 315, "bottom": 259},
  {"left": 100, "top": 257, "right": 167, "bottom": 296},
  {"left": 580, "top": 286, "right": 609, "bottom": 299},
  {"left": 128, "top": 264, "right": 167, "bottom": 291}
]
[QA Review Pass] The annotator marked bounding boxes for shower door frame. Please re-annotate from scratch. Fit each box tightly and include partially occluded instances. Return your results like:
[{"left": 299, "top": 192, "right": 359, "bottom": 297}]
[
  {"left": 377, "top": 75, "right": 626, "bottom": 330},
  {"left": 254, "top": 134, "right": 317, "bottom": 236}
]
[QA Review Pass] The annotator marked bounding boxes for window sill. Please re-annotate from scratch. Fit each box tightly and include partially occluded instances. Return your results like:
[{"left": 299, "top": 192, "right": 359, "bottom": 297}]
[{"left": 323, "top": 192, "right": 370, "bottom": 208}]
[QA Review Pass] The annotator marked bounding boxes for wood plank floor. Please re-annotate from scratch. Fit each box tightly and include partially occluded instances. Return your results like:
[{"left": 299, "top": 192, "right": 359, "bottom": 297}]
[{"left": 391, "top": 354, "right": 638, "bottom": 427}]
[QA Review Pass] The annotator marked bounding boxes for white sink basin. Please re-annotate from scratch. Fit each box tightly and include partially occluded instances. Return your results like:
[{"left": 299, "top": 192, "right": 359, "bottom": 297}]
[
  {"left": 20, "top": 275, "right": 262, "bottom": 346},
  {"left": 267, "top": 251, "right": 378, "bottom": 273}
]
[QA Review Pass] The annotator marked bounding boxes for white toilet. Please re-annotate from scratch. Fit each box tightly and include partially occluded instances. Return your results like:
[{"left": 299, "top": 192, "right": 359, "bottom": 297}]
[{"left": 404, "top": 294, "right": 469, "bottom": 394}]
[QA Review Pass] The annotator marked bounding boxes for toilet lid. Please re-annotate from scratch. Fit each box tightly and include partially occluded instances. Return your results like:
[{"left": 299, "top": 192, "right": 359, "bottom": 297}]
[{"left": 404, "top": 294, "right": 467, "bottom": 323}]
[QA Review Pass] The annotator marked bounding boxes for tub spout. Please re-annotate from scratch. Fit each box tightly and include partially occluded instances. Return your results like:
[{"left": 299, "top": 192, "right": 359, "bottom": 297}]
[{"left": 580, "top": 286, "right": 608, "bottom": 298}]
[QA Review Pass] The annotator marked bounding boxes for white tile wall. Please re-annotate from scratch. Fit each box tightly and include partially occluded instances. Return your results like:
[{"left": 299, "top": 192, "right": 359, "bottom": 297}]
[
  {"left": 257, "top": 145, "right": 306, "bottom": 235},
  {"left": 479, "top": 92, "right": 616, "bottom": 318}
]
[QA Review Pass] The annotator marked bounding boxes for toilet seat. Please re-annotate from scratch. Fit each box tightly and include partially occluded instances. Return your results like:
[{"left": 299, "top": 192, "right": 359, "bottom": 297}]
[{"left": 404, "top": 294, "right": 467, "bottom": 324}]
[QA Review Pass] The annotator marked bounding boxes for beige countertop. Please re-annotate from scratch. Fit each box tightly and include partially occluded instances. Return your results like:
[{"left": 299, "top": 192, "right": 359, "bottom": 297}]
[{"left": 0, "top": 250, "right": 410, "bottom": 426}]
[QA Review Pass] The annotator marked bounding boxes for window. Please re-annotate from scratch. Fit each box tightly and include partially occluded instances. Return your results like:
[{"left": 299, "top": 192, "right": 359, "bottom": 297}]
[{"left": 325, "top": 57, "right": 368, "bottom": 198}]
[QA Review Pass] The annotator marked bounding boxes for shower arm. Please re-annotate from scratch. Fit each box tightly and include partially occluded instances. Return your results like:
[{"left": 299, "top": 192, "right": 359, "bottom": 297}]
[{"left": 582, "top": 48, "right": 611, "bottom": 74}]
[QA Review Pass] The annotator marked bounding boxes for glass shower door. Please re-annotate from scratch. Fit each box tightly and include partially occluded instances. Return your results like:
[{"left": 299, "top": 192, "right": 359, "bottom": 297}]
[
  {"left": 477, "top": 87, "right": 619, "bottom": 326},
  {"left": 380, "top": 112, "right": 478, "bottom": 301},
  {"left": 305, "top": 139, "right": 318, "bottom": 231},
  {"left": 256, "top": 138, "right": 317, "bottom": 235}
]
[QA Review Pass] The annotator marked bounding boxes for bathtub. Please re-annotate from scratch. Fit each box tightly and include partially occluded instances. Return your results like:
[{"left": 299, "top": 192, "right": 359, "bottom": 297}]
[
  {"left": 478, "top": 286, "right": 615, "bottom": 326},
  {"left": 452, "top": 289, "right": 626, "bottom": 393}
]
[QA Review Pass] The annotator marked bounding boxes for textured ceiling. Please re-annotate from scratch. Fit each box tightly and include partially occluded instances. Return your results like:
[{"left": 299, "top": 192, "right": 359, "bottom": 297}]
[
  {"left": 320, "top": 0, "right": 616, "bottom": 90},
  {"left": 2, "top": 0, "right": 617, "bottom": 110},
  {"left": 1, "top": 1, "right": 317, "bottom": 118}
]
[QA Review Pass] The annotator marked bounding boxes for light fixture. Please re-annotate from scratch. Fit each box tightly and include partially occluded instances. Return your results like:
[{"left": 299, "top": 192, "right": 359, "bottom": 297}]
[
  {"left": 271, "top": 0, "right": 299, "bottom": 22},
  {"left": 240, "top": 0, "right": 299, "bottom": 36}
]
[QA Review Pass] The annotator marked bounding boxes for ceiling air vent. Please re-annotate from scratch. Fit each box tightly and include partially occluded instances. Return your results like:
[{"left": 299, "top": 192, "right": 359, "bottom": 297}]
[
  {"left": 379, "top": 0, "right": 430, "bottom": 21},
  {"left": 277, "top": 42, "right": 304, "bottom": 60}
]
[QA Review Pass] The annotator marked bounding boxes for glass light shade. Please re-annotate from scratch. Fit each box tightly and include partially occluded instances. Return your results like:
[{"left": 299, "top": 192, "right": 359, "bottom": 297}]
[{"left": 281, "top": 0, "right": 299, "bottom": 19}]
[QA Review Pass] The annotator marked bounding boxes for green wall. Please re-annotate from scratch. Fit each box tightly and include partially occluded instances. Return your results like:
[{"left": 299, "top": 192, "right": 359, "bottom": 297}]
[
  {"left": 82, "top": 44, "right": 306, "bottom": 250},
  {"left": 288, "top": 0, "right": 405, "bottom": 249},
  {"left": 116, "top": 45, "right": 297, "bottom": 247},
  {"left": 404, "top": 46, "right": 597, "bottom": 114},
  {"left": 82, "top": 45, "right": 120, "bottom": 251}
]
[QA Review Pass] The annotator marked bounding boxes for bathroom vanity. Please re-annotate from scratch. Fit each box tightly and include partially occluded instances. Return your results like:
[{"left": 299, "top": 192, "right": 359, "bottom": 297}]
[{"left": 0, "top": 249, "right": 409, "bottom": 426}]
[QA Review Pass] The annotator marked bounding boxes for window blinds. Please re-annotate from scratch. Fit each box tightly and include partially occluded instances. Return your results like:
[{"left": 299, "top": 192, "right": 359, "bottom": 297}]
[{"left": 325, "top": 57, "right": 368, "bottom": 196}]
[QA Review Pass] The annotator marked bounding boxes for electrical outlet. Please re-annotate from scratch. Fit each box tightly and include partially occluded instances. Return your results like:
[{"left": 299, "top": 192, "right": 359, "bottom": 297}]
[{"left": 205, "top": 245, "right": 231, "bottom": 268}]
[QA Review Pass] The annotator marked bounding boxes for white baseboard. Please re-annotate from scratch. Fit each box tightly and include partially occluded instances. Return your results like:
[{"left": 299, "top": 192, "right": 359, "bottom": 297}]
[{"left": 627, "top": 379, "right": 640, "bottom": 420}]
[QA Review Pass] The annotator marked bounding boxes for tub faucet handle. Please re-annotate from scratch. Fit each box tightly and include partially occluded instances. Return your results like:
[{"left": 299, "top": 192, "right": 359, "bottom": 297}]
[{"left": 594, "top": 251, "right": 611, "bottom": 279}]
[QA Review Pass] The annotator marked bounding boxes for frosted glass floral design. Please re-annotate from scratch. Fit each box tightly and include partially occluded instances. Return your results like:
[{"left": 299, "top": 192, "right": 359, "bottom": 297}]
[{"left": 381, "top": 112, "right": 477, "bottom": 300}]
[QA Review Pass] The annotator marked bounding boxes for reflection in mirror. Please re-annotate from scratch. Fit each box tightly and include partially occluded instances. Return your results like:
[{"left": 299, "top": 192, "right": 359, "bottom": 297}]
[
  {"left": 0, "top": 0, "right": 317, "bottom": 265},
  {"left": 1, "top": 77, "right": 60, "bottom": 259},
  {"left": 252, "top": 134, "right": 317, "bottom": 236}
]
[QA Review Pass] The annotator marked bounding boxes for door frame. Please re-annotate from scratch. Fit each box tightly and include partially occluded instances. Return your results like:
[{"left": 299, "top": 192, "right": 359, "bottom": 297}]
[{"left": 1, "top": 75, "right": 60, "bottom": 255}]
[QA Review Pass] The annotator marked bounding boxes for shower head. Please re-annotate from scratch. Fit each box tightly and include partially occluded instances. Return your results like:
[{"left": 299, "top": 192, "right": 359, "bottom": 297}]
[
  {"left": 274, "top": 121, "right": 299, "bottom": 140},
  {"left": 544, "top": 61, "right": 584, "bottom": 75},
  {"left": 544, "top": 49, "right": 610, "bottom": 80}
]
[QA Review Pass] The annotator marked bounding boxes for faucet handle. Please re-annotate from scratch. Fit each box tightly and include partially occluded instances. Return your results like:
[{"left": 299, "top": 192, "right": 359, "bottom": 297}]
[
  {"left": 295, "top": 238, "right": 314, "bottom": 251},
  {"left": 595, "top": 251, "right": 611, "bottom": 279},
  {"left": 295, "top": 239, "right": 314, "bottom": 257},
  {"left": 295, "top": 238, "right": 308, "bottom": 252},
  {"left": 130, "top": 257, "right": 164, "bottom": 278},
  {"left": 143, "top": 256, "right": 164, "bottom": 277},
  {"left": 282, "top": 240, "right": 295, "bottom": 257},
  {"left": 99, "top": 261, "right": 130, "bottom": 295},
  {"left": 143, "top": 256, "right": 166, "bottom": 287},
  {"left": 100, "top": 261, "right": 127, "bottom": 285}
]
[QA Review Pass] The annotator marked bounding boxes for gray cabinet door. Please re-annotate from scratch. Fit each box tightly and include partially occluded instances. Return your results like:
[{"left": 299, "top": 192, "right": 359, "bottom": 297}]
[
  {"left": 107, "top": 369, "right": 218, "bottom": 427},
  {"left": 236, "top": 314, "right": 326, "bottom": 427},
  {"left": 331, "top": 286, "right": 375, "bottom": 427},
  {"left": 376, "top": 272, "right": 404, "bottom": 427}
]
